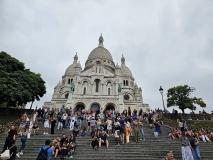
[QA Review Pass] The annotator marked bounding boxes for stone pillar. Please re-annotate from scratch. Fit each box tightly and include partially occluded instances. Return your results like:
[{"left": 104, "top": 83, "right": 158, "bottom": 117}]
[
  {"left": 118, "top": 93, "right": 124, "bottom": 113},
  {"left": 65, "top": 92, "right": 73, "bottom": 108}
]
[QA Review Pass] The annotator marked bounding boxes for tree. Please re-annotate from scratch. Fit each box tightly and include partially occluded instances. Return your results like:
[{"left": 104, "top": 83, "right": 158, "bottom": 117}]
[
  {"left": 167, "top": 85, "right": 206, "bottom": 114},
  {"left": 0, "top": 51, "right": 46, "bottom": 111}
]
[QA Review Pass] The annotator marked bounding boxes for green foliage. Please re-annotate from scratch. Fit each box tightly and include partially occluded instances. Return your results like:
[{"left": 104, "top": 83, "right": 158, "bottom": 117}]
[
  {"left": 187, "top": 120, "right": 213, "bottom": 130},
  {"left": 167, "top": 85, "right": 206, "bottom": 113},
  {"left": 0, "top": 114, "right": 20, "bottom": 123},
  {"left": 0, "top": 51, "right": 46, "bottom": 108}
]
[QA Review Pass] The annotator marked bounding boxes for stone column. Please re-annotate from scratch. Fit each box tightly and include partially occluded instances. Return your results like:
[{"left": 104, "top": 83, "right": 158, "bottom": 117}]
[
  {"left": 65, "top": 92, "right": 73, "bottom": 108},
  {"left": 118, "top": 93, "right": 124, "bottom": 113}
]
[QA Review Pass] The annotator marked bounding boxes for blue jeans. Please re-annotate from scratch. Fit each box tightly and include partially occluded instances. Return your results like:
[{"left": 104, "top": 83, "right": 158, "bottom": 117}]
[
  {"left": 77, "top": 119, "right": 81, "bottom": 129},
  {"left": 18, "top": 135, "right": 27, "bottom": 152},
  {"left": 192, "top": 146, "right": 201, "bottom": 160},
  {"left": 139, "top": 128, "right": 145, "bottom": 140},
  {"left": 62, "top": 120, "right": 66, "bottom": 128}
]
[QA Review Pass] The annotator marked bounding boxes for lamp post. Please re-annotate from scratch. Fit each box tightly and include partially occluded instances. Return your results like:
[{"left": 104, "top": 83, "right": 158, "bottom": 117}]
[{"left": 159, "top": 86, "right": 166, "bottom": 112}]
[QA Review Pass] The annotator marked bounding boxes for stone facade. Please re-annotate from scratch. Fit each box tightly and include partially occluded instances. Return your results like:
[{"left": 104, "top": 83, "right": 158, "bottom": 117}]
[{"left": 44, "top": 35, "right": 149, "bottom": 113}]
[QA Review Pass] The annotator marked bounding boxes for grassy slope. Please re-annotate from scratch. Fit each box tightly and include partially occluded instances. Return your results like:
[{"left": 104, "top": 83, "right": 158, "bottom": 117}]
[
  {"left": 187, "top": 120, "right": 213, "bottom": 130},
  {"left": 0, "top": 114, "right": 20, "bottom": 123}
]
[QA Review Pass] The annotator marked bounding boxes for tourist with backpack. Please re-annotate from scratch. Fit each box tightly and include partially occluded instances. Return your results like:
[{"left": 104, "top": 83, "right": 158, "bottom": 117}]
[{"left": 36, "top": 140, "right": 54, "bottom": 160}]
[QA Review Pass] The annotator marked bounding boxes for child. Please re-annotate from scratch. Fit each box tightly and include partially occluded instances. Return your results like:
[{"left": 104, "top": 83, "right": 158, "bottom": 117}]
[
  {"left": 60, "top": 142, "right": 68, "bottom": 159},
  {"left": 81, "top": 129, "right": 86, "bottom": 137},
  {"left": 91, "top": 135, "right": 98, "bottom": 150},
  {"left": 68, "top": 142, "right": 75, "bottom": 158}
]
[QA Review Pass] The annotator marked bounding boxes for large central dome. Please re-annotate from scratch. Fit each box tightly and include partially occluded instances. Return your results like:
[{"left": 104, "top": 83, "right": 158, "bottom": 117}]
[
  {"left": 85, "top": 34, "right": 115, "bottom": 70},
  {"left": 87, "top": 46, "right": 113, "bottom": 62}
]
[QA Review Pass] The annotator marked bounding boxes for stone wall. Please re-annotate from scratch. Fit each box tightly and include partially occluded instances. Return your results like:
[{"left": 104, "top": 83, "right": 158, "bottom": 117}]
[{"left": 163, "top": 113, "right": 213, "bottom": 120}]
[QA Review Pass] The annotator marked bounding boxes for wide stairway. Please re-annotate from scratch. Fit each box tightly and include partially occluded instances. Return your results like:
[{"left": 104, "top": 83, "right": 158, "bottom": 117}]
[{"left": 1, "top": 120, "right": 213, "bottom": 160}]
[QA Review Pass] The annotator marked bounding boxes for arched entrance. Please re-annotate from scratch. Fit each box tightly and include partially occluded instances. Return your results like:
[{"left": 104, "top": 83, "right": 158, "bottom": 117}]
[
  {"left": 75, "top": 102, "right": 85, "bottom": 113},
  {"left": 105, "top": 103, "right": 115, "bottom": 111},
  {"left": 90, "top": 103, "right": 100, "bottom": 114}
]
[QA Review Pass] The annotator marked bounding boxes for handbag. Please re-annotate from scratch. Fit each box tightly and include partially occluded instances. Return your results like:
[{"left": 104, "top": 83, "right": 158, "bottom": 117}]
[
  {"left": 154, "top": 132, "right": 158, "bottom": 137},
  {"left": 27, "top": 132, "right": 30, "bottom": 139},
  {"left": 0, "top": 146, "right": 13, "bottom": 160}
]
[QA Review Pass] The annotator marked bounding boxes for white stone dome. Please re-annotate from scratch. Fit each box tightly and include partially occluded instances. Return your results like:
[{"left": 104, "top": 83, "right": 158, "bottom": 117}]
[
  {"left": 87, "top": 46, "right": 114, "bottom": 62},
  {"left": 76, "top": 62, "right": 81, "bottom": 68},
  {"left": 65, "top": 64, "right": 76, "bottom": 75},
  {"left": 121, "top": 65, "right": 132, "bottom": 77}
]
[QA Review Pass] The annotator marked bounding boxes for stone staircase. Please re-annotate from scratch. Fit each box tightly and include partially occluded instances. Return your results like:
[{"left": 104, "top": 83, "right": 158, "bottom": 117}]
[{"left": 1, "top": 120, "right": 213, "bottom": 160}]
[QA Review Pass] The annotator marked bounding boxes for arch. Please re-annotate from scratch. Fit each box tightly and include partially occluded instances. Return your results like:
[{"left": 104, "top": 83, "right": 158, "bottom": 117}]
[
  {"left": 104, "top": 103, "right": 115, "bottom": 112},
  {"left": 103, "top": 79, "right": 114, "bottom": 85},
  {"left": 61, "top": 91, "right": 69, "bottom": 98},
  {"left": 81, "top": 78, "right": 91, "bottom": 84},
  {"left": 74, "top": 102, "right": 85, "bottom": 111},
  {"left": 90, "top": 102, "right": 101, "bottom": 114}
]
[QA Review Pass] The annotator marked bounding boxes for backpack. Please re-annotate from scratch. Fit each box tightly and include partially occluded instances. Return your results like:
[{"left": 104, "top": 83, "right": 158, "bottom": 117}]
[
  {"left": 81, "top": 131, "right": 86, "bottom": 136},
  {"left": 36, "top": 147, "right": 49, "bottom": 160}
]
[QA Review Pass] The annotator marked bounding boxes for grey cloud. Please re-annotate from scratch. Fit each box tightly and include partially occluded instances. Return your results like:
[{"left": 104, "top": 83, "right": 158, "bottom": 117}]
[{"left": 0, "top": 0, "right": 212, "bottom": 113}]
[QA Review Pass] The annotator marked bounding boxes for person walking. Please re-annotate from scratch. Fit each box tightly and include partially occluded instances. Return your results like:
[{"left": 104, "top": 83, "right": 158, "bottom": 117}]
[
  {"left": 179, "top": 131, "right": 193, "bottom": 160},
  {"left": 16, "top": 124, "right": 29, "bottom": 158},
  {"left": 2, "top": 125, "right": 17, "bottom": 153},
  {"left": 134, "top": 119, "right": 140, "bottom": 143},
  {"left": 124, "top": 119, "right": 131, "bottom": 144},
  {"left": 139, "top": 118, "right": 145, "bottom": 140},
  {"left": 189, "top": 132, "right": 201, "bottom": 160}
]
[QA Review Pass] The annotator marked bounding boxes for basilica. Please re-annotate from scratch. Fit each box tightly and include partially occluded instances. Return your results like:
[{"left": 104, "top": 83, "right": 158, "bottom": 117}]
[{"left": 44, "top": 35, "right": 149, "bottom": 113}]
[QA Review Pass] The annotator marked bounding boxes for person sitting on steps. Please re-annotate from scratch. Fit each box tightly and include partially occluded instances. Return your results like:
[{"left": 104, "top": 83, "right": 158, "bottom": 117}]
[{"left": 99, "top": 130, "right": 109, "bottom": 150}]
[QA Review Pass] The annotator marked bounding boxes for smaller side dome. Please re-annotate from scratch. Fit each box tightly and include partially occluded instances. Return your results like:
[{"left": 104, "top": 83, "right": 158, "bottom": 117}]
[
  {"left": 115, "top": 63, "right": 121, "bottom": 69},
  {"left": 65, "top": 64, "right": 76, "bottom": 75},
  {"left": 76, "top": 61, "right": 82, "bottom": 68},
  {"left": 134, "top": 83, "right": 138, "bottom": 88},
  {"left": 121, "top": 65, "right": 132, "bottom": 77}
]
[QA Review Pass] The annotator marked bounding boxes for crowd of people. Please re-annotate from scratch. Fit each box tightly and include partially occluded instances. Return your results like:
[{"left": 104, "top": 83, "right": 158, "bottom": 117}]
[
  {"left": 2, "top": 106, "right": 213, "bottom": 160},
  {"left": 166, "top": 118, "right": 213, "bottom": 160}
]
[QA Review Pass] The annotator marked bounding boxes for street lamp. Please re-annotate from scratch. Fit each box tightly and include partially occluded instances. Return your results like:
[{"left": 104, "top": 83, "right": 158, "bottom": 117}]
[{"left": 159, "top": 86, "right": 166, "bottom": 112}]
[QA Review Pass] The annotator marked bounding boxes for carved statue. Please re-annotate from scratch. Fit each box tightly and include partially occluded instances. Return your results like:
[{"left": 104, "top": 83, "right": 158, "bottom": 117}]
[
  {"left": 70, "top": 81, "right": 75, "bottom": 92},
  {"left": 118, "top": 83, "right": 122, "bottom": 93}
]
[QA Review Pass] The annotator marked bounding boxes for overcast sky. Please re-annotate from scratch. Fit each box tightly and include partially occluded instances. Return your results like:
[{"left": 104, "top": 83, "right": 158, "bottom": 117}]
[{"left": 0, "top": 0, "right": 213, "bottom": 113}]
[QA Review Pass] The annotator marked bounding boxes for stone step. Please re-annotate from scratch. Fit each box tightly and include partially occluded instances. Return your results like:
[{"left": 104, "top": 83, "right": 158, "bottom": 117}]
[{"left": 1, "top": 120, "right": 212, "bottom": 160}]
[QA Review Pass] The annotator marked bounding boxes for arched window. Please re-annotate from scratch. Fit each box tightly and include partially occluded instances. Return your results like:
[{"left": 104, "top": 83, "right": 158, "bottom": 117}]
[
  {"left": 123, "top": 80, "right": 125, "bottom": 86},
  {"left": 108, "top": 88, "right": 110, "bottom": 95},
  {"left": 71, "top": 79, "right": 73, "bottom": 83},
  {"left": 95, "top": 79, "right": 100, "bottom": 92},
  {"left": 83, "top": 87, "right": 86, "bottom": 95},
  {"left": 126, "top": 80, "right": 128, "bottom": 86}
]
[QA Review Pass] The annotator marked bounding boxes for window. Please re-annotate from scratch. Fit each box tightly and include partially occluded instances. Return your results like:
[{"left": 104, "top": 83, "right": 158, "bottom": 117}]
[
  {"left": 126, "top": 80, "right": 128, "bottom": 86},
  {"left": 124, "top": 94, "right": 130, "bottom": 100},
  {"left": 71, "top": 79, "right": 73, "bottom": 83},
  {"left": 68, "top": 79, "right": 70, "bottom": 84},
  {"left": 123, "top": 80, "right": 125, "bottom": 86},
  {"left": 108, "top": 88, "right": 110, "bottom": 95},
  {"left": 95, "top": 79, "right": 100, "bottom": 92},
  {"left": 83, "top": 87, "right": 86, "bottom": 95},
  {"left": 65, "top": 93, "right": 69, "bottom": 99}
]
